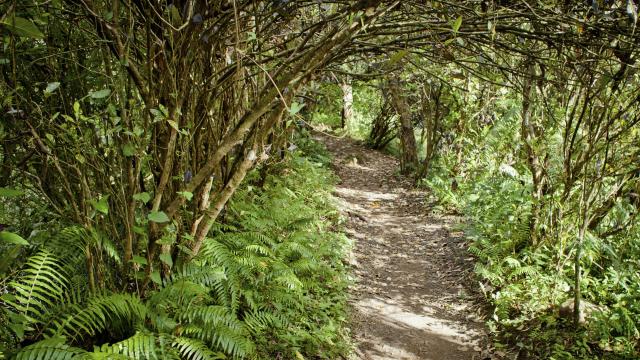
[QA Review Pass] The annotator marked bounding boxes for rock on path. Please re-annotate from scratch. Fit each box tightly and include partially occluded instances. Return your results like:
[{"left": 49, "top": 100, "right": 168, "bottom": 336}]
[{"left": 317, "top": 133, "right": 495, "bottom": 360}]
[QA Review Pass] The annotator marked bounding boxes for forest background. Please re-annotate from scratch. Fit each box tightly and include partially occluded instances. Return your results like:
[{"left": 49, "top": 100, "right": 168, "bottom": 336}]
[{"left": 1, "top": 1, "right": 640, "bottom": 359}]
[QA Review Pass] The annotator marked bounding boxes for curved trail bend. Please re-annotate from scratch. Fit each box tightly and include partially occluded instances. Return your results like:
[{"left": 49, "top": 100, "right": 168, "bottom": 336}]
[{"left": 318, "top": 133, "right": 495, "bottom": 360}]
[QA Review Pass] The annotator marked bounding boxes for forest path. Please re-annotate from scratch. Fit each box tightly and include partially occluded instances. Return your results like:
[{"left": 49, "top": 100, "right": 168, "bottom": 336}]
[{"left": 317, "top": 133, "right": 494, "bottom": 360}]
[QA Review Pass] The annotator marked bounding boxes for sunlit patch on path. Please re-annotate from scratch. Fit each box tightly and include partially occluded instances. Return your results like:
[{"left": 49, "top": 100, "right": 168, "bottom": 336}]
[{"left": 317, "top": 133, "right": 495, "bottom": 360}]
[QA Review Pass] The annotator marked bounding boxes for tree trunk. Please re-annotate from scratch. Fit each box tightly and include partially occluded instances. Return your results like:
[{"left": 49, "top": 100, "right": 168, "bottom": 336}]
[
  {"left": 341, "top": 81, "right": 353, "bottom": 129},
  {"left": 389, "top": 79, "right": 418, "bottom": 174},
  {"left": 521, "top": 61, "right": 546, "bottom": 246}
]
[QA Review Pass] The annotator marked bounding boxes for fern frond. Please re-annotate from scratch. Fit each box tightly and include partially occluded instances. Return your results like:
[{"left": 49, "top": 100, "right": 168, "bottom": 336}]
[
  {"left": 510, "top": 265, "right": 538, "bottom": 278},
  {"left": 170, "top": 264, "right": 227, "bottom": 287},
  {"left": 284, "top": 217, "right": 316, "bottom": 231},
  {"left": 181, "top": 305, "right": 245, "bottom": 333},
  {"left": 51, "top": 293, "right": 146, "bottom": 341},
  {"left": 171, "top": 337, "right": 225, "bottom": 360},
  {"left": 93, "top": 331, "right": 177, "bottom": 360},
  {"left": 6, "top": 250, "right": 68, "bottom": 325},
  {"left": 243, "top": 310, "right": 285, "bottom": 334},
  {"left": 14, "top": 337, "right": 85, "bottom": 360},
  {"left": 183, "top": 325, "right": 254, "bottom": 359},
  {"left": 178, "top": 304, "right": 254, "bottom": 358},
  {"left": 46, "top": 226, "right": 87, "bottom": 259}
]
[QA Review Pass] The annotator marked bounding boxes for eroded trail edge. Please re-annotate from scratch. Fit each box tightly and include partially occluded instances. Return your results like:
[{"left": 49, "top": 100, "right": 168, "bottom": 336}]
[{"left": 318, "top": 133, "right": 493, "bottom": 360}]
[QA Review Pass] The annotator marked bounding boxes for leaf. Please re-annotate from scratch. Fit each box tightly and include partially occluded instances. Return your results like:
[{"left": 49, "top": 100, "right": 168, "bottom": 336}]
[
  {"left": 122, "top": 143, "right": 135, "bottom": 157},
  {"left": 73, "top": 102, "right": 81, "bottom": 117},
  {"left": 177, "top": 191, "right": 193, "bottom": 201},
  {"left": 131, "top": 255, "right": 147, "bottom": 265},
  {"left": 288, "top": 102, "right": 305, "bottom": 116},
  {"left": 452, "top": 15, "right": 463, "bottom": 33},
  {"left": 169, "top": 5, "right": 182, "bottom": 23},
  {"left": 90, "top": 89, "right": 111, "bottom": 99},
  {"left": 159, "top": 253, "right": 173, "bottom": 268},
  {"left": 150, "top": 271, "right": 162, "bottom": 285},
  {"left": 386, "top": 50, "right": 408, "bottom": 68},
  {"left": 499, "top": 164, "right": 519, "bottom": 178},
  {"left": 90, "top": 196, "right": 109, "bottom": 214},
  {"left": 45, "top": 82, "right": 60, "bottom": 94},
  {"left": 133, "top": 192, "right": 151, "bottom": 204},
  {"left": 148, "top": 211, "right": 170, "bottom": 223},
  {"left": 150, "top": 108, "right": 164, "bottom": 120},
  {"left": 167, "top": 120, "right": 179, "bottom": 131},
  {"left": 0, "top": 187, "right": 24, "bottom": 197},
  {"left": 0, "top": 231, "right": 29, "bottom": 246},
  {"left": 1, "top": 16, "right": 44, "bottom": 39}
]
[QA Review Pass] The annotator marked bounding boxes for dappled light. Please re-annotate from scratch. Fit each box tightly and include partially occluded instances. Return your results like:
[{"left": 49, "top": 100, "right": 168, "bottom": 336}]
[{"left": 3, "top": 1, "right": 640, "bottom": 359}]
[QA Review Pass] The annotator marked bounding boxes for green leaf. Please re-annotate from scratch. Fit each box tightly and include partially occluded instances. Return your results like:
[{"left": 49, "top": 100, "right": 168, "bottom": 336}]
[
  {"left": 159, "top": 253, "right": 173, "bottom": 268},
  {"left": 122, "top": 143, "right": 135, "bottom": 157},
  {"left": 131, "top": 255, "right": 147, "bottom": 265},
  {"left": 0, "top": 187, "right": 24, "bottom": 197},
  {"left": 45, "top": 82, "right": 60, "bottom": 94},
  {"left": 386, "top": 50, "right": 408, "bottom": 67},
  {"left": 288, "top": 102, "right": 305, "bottom": 116},
  {"left": 452, "top": 16, "right": 463, "bottom": 33},
  {"left": 73, "top": 101, "right": 81, "bottom": 117},
  {"left": 90, "top": 89, "right": 111, "bottom": 99},
  {"left": 0, "top": 231, "right": 29, "bottom": 246},
  {"left": 90, "top": 196, "right": 109, "bottom": 214},
  {"left": 133, "top": 192, "right": 151, "bottom": 204},
  {"left": 167, "top": 120, "right": 179, "bottom": 131},
  {"left": 177, "top": 191, "right": 193, "bottom": 201},
  {"left": 150, "top": 108, "right": 164, "bottom": 120},
  {"left": 1, "top": 16, "right": 44, "bottom": 39},
  {"left": 156, "top": 235, "right": 176, "bottom": 246},
  {"left": 169, "top": 5, "right": 182, "bottom": 23},
  {"left": 150, "top": 271, "right": 162, "bottom": 285},
  {"left": 148, "top": 211, "right": 170, "bottom": 223}
]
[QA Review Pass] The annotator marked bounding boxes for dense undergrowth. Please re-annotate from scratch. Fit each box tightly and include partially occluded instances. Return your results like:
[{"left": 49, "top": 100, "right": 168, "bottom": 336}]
[
  {"left": 0, "top": 138, "right": 352, "bottom": 359},
  {"left": 424, "top": 113, "right": 640, "bottom": 359}
]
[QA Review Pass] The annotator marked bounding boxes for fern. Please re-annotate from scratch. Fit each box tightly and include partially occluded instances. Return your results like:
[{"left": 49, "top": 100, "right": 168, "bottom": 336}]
[
  {"left": 5, "top": 250, "right": 68, "bottom": 325},
  {"left": 92, "top": 332, "right": 177, "bottom": 360},
  {"left": 51, "top": 293, "right": 147, "bottom": 341},
  {"left": 171, "top": 337, "right": 225, "bottom": 360},
  {"left": 242, "top": 310, "right": 285, "bottom": 334},
  {"left": 2, "top": 143, "right": 351, "bottom": 359},
  {"left": 13, "top": 337, "right": 85, "bottom": 360},
  {"left": 181, "top": 325, "right": 254, "bottom": 358}
]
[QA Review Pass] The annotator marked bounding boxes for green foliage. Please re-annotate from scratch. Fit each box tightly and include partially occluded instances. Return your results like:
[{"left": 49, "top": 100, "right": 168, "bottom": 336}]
[
  {"left": 423, "top": 74, "right": 640, "bottom": 358},
  {"left": 1, "top": 141, "right": 351, "bottom": 359}
]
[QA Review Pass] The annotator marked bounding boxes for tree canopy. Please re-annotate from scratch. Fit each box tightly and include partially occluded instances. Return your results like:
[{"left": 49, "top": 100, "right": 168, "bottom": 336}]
[{"left": 2, "top": 0, "right": 640, "bottom": 359}]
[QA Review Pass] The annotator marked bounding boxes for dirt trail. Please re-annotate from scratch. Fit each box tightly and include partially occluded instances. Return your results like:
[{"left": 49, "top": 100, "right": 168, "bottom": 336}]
[{"left": 317, "top": 133, "right": 495, "bottom": 360}]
